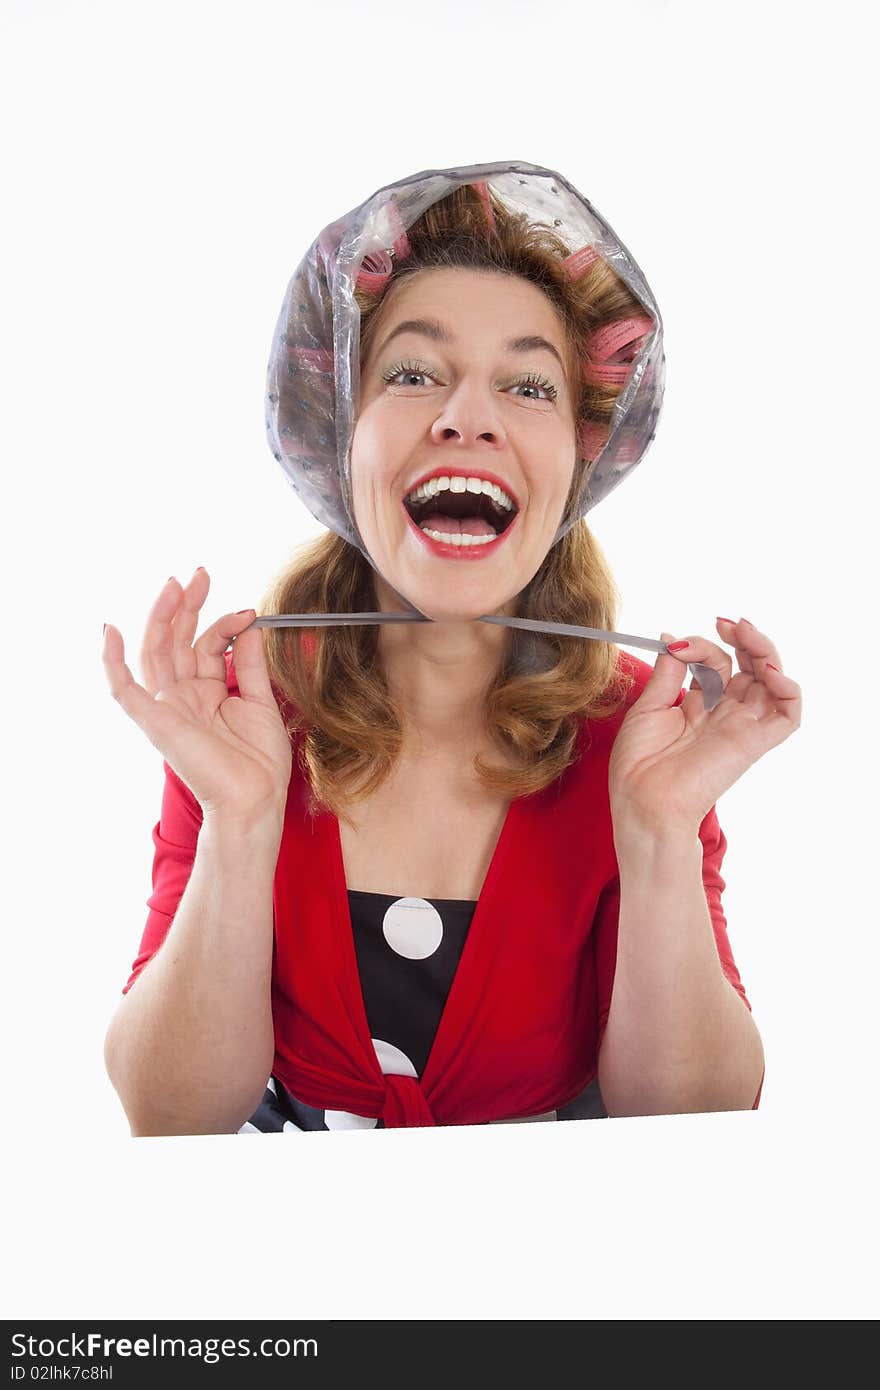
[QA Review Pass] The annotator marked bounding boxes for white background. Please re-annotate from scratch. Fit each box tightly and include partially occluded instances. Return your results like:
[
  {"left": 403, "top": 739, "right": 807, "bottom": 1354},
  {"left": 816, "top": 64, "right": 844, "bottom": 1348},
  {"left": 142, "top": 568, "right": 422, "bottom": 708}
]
[{"left": 2, "top": 0, "right": 876, "bottom": 1320}]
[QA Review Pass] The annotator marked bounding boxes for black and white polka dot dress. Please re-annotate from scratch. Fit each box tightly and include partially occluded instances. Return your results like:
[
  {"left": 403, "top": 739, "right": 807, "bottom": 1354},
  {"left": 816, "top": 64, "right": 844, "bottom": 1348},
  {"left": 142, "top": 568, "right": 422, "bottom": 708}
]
[{"left": 240, "top": 890, "right": 607, "bottom": 1132}]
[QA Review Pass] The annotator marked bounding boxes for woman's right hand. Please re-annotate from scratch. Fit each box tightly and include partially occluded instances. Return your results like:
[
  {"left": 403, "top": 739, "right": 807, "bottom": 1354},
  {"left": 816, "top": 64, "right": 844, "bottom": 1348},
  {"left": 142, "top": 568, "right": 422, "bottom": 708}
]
[{"left": 101, "top": 567, "right": 293, "bottom": 822}]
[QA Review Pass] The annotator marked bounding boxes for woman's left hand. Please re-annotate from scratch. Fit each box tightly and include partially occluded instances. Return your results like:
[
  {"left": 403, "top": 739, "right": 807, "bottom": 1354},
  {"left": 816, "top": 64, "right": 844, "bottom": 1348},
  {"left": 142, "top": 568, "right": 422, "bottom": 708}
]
[{"left": 608, "top": 617, "right": 802, "bottom": 837}]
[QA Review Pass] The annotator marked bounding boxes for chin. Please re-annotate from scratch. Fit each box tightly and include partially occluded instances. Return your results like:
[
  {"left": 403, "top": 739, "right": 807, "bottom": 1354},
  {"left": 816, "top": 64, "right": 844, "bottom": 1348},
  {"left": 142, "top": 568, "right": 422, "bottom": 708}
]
[
  {"left": 398, "top": 576, "right": 517, "bottom": 625},
  {"left": 412, "top": 599, "right": 491, "bottom": 623},
  {"left": 369, "top": 532, "right": 526, "bottom": 621}
]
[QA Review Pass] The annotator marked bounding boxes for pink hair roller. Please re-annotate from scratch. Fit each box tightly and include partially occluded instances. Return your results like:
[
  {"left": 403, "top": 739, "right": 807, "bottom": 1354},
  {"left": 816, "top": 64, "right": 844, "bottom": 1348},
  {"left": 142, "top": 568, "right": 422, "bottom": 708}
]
[
  {"left": 562, "top": 245, "right": 600, "bottom": 280},
  {"left": 471, "top": 180, "right": 498, "bottom": 234}
]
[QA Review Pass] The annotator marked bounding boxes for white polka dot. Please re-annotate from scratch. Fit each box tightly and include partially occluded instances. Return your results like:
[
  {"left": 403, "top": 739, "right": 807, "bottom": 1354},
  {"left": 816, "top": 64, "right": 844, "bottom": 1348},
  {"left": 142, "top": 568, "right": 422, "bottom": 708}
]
[
  {"left": 324, "top": 1110, "right": 379, "bottom": 1130},
  {"left": 266, "top": 1076, "right": 278, "bottom": 1097},
  {"left": 238, "top": 1120, "right": 261, "bottom": 1134},
  {"left": 382, "top": 896, "right": 444, "bottom": 960},
  {"left": 371, "top": 1037, "right": 418, "bottom": 1078}
]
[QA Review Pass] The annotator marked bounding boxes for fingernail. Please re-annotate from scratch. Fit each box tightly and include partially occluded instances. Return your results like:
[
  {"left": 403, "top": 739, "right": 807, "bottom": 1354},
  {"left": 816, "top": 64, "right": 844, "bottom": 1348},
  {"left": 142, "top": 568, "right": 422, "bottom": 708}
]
[
  {"left": 667, "top": 640, "right": 690, "bottom": 651},
  {"left": 767, "top": 663, "right": 780, "bottom": 672},
  {"left": 102, "top": 623, "right": 107, "bottom": 637},
  {"left": 716, "top": 616, "right": 736, "bottom": 625},
  {"left": 236, "top": 608, "right": 253, "bottom": 616},
  {"left": 739, "top": 617, "right": 753, "bottom": 626}
]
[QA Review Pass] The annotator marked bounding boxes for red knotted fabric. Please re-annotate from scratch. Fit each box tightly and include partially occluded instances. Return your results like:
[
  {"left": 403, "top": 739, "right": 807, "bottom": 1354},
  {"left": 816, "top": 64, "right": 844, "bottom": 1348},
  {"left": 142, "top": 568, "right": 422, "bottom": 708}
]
[{"left": 383, "top": 1076, "right": 437, "bottom": 1128}]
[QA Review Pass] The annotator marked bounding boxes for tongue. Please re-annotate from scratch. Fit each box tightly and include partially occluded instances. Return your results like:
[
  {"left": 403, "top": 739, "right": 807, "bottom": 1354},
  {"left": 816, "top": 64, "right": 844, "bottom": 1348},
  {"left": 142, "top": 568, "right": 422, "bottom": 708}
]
[{"left": 421, "top": 512, "right": 497, "bottom": 537}]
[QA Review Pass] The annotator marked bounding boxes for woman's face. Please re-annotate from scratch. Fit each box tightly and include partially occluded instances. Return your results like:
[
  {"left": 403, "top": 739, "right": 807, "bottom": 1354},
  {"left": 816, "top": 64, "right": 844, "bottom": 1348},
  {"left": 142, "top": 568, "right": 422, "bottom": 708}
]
[{"left": 350, "top": 268, "right": 579, "bottom": 621}]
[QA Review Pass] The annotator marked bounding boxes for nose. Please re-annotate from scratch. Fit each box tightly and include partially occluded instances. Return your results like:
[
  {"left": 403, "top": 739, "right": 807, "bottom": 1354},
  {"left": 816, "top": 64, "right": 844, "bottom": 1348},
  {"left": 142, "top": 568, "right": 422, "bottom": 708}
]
[{"left": 429, "top": 384, "right": 507, "bottom": 453}]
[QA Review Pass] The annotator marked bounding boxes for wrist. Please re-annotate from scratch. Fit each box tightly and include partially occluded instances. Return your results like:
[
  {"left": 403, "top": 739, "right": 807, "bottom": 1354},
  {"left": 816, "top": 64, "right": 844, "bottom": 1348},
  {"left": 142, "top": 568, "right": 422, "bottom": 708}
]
[
  {"left": 201, "top": 803, "right": 286, "bottom": 846},
  {"left": 612, "top": 813, "right": 701, "bottom": 875}
]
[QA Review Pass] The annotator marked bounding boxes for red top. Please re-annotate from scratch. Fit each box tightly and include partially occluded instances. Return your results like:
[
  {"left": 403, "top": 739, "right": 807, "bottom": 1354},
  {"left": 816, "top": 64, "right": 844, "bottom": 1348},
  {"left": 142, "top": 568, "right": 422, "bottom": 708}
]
[{"left": 122, "top": 649, "right": 763, "bottom": 1124}]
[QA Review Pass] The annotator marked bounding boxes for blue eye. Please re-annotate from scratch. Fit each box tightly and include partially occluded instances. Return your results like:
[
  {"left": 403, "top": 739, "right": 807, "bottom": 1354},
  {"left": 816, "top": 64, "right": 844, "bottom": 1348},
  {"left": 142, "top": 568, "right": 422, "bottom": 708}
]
[
  {"left": 382, "top": 360, "right": 435, "bottom": 389},
  {"left": 381, "top": 359, "right": 558, "bottom": 402},
  {"left": 510, "top": 374, "right": 558, "bottom": 402}
]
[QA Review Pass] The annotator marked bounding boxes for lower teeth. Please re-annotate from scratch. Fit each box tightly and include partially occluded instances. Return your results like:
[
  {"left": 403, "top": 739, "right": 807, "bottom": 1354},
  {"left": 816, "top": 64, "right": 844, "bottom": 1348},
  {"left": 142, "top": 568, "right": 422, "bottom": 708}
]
[{"left": 420, "top": 526, "right": 498, "bottom": 546}]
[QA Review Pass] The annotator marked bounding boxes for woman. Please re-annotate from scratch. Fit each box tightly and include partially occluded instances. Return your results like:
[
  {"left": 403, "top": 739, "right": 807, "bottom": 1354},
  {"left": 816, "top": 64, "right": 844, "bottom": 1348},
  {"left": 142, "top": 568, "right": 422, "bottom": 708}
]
[{"left": 101, "top": 165, "right": 798, "bottom": 1135}]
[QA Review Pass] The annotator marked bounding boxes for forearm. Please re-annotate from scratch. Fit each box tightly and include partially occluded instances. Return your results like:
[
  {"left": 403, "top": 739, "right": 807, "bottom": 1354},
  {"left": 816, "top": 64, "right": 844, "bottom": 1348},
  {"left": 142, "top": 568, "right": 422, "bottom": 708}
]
[
  {"left": 104, "top": 810, "right": 283, "bottom": 1136},
  {"left": 598, "top": 828, "right": 765, "bottom": 1118}
]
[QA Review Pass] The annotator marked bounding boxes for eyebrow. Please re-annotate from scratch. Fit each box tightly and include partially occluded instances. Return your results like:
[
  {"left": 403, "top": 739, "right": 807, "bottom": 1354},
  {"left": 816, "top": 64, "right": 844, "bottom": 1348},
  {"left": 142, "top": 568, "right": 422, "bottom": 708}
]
[{"left": 375, "top": 317, "right": 567, "bottom": 376}]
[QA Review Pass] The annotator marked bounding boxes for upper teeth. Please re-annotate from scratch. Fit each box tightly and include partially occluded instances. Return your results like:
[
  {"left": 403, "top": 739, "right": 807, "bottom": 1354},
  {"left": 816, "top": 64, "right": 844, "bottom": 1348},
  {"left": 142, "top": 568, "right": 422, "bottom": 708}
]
[{"left": 405, "top": 475, "right": 516, "bottom": 511}]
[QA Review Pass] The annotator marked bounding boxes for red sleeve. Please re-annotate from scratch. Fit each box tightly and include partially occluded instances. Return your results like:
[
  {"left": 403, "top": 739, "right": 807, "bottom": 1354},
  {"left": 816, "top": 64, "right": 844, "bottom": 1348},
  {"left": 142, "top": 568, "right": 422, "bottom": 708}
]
[
  {"left": 121, "top": 758, "right": 204, "bottom": 996},
  {"left": 593, "top": 805, "right": 763, "bottom": 1108},
  {"left": 698, "top": 805, "right": 751, "bottom": 1010}
]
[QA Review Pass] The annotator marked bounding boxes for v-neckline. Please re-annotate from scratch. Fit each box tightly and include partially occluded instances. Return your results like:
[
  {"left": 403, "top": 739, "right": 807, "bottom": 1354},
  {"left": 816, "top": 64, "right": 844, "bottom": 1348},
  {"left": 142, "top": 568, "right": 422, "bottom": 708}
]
[{"left": 328, "top": 794, "right": 522, "bottom": 1092}]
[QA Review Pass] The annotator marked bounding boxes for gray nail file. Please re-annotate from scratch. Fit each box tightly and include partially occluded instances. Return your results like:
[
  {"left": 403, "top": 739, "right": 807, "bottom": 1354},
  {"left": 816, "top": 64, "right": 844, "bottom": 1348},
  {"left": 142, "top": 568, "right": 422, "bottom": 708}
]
[{"left": 246, "top": 612, "right": 724, "bottom": 711}]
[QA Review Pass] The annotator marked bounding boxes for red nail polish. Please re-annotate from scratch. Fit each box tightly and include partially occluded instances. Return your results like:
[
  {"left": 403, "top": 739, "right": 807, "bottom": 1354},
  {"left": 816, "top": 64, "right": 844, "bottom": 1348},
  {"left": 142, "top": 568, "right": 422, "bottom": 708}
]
[
  {"left": 767, "top": 663, "right": 780, "bottom": 672},
  {"left": 716, "top": 616, "right": 736, "bottom": 625},
  {"left": 667, "top": 640, "right": 690, "bottom": 651}
]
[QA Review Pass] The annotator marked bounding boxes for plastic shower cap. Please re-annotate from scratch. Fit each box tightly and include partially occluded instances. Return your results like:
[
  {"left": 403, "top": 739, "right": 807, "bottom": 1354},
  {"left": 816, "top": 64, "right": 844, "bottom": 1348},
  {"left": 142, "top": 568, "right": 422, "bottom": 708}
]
[
  {"left": 265, "top": 158, "right": 664, "bottom": 557},
  {"left": 256, "top": 159, "right": 723, "bottom": 710}
]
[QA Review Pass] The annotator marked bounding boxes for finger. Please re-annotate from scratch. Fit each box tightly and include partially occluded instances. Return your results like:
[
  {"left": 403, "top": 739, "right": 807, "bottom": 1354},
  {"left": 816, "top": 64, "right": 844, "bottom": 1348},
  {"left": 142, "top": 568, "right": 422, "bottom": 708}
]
[
  {"left": 753, "top": 662, "right": 802, "bottom": 730},
  {"left": 722, "top": 670, "right": 762, "bottom": 705},
  {"left": 226, "top": 614, "right": 277, "bottom": 708},
  {"left": 171, "top": 566, "right": 211, "bottom": 681},
  {"left": 103, "top": 620, "right": 195, "bottom": 745},
  {"left": 715, "top": 617, "right": 783, "bottom": 677},
  {"left": 678, "top": 679, "right": 713, "bottom": 725},
  {"left": 662, "top": 632, "right": 721, "bottom": 725},
  {"left": 140, "top": 576, "right": 185, "bottom": 694},
  {"left": 103, "top": 621, "right": 232, "bottom": 773},
  {"left": 191, "top": 608, "right": 263, "bottom": 684},
  {"left": 726, "top": 666, "right": 802, "bottom": 756},
  {"left": 663, "top": 633, "right": 734, "bottom": 689}
]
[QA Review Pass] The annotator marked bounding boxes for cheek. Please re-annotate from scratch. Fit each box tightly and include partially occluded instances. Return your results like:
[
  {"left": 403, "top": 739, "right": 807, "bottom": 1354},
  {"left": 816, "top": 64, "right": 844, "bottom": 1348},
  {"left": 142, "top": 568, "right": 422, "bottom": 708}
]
[
  {"left": 351, "top": 409, "right": 399, "bottom": 488},
  {"left": 553, "top": 440, "right": 578, "bottom": 493},
  {"left": 349, "top": 429, "right": 378, "bottom": 506},
  {"left": 349, "top": 434, "right": 398, "bottom": 544},
  {"left": 531, "top": 447, "right": 576, "bottom": 504}
]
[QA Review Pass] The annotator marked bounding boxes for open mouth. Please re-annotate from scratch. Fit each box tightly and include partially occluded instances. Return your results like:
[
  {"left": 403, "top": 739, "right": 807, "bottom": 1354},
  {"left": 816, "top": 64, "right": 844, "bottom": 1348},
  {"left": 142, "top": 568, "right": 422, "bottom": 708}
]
[{"left": 402, "top": 476, "right": 519, "bottom": 547}]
